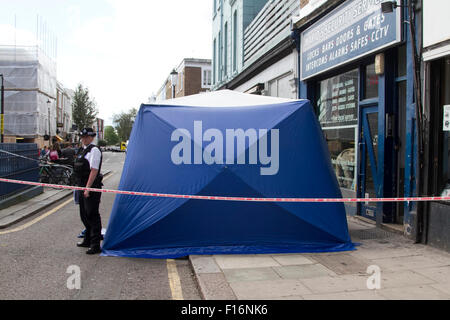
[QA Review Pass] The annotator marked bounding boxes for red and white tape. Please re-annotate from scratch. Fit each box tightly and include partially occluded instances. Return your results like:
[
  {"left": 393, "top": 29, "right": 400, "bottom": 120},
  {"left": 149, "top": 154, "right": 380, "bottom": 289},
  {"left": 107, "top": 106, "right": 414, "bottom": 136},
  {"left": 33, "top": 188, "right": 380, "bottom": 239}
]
[{"left": 1, "top": 177, "right": 449, "bottom": 203}]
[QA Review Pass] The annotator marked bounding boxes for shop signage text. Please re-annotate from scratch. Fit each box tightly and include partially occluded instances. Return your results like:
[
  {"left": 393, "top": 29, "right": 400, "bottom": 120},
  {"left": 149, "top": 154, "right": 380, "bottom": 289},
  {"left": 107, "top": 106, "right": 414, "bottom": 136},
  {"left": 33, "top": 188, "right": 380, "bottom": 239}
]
[{"left": 301, "top": 0, "right": 401, "bottom": 80}]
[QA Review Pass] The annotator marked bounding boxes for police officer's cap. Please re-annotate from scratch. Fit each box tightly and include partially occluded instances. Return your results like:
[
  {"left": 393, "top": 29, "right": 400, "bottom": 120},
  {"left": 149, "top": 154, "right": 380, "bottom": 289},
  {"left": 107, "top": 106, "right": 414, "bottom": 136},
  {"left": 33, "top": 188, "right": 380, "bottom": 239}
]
[{"left": 79, "top": 128, "right": 96, "bottom": 137}]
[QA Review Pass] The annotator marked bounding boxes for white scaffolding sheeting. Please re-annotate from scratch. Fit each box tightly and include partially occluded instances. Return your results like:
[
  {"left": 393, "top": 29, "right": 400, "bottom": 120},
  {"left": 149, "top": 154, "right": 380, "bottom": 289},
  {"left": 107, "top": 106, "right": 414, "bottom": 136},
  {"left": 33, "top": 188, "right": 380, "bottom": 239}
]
[{"left": 0, "top": 45, "right": 57, "bottom": 137}]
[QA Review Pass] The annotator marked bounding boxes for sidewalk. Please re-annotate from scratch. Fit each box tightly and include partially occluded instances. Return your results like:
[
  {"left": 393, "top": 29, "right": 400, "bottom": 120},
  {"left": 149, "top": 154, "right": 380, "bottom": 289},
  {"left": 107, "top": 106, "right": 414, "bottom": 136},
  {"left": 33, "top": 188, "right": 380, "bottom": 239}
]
[
  {"left": 0, "top": 170, "right": 111, "bottom": 229},
  {"left": 189, "top": 216, "right": 450, "bottom": 300},
  {"left": 0, "top": 187, "right": 72, "bottom": 229}
]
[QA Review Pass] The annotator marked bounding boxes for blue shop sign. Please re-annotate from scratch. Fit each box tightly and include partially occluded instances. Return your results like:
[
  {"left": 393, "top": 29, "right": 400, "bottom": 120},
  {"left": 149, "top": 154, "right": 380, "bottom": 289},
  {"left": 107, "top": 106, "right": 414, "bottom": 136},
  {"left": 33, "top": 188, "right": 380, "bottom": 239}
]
[{"left": 300, "top": 0, "right": 401, "bottom": 80}]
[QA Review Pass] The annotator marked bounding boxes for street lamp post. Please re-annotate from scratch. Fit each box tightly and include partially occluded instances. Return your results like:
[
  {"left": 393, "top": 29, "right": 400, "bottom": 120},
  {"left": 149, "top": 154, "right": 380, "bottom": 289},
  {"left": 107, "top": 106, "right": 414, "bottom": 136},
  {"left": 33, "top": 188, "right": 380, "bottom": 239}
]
[
  {"left": 1, "top": 74, "right": 4, "bottom": 143},
  {"left": 170, "top": 69, "right": 178, "bottom": 99}
]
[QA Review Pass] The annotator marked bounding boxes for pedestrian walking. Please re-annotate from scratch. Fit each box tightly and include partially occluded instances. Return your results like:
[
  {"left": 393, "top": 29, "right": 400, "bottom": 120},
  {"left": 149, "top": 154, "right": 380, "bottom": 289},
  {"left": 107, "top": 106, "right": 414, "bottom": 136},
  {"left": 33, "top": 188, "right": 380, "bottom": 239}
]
[
  {"left": 48, "top": 145, "right": 59, "bottom": 161},
  {"left": 73, "top": 128, "right": 104, "bottom": 254},
  {"left": 40, "top": 145, "right": 49, "bottom": 158},
  {"left": 61, "top": 143, "right": 76, "bottom": 164},
  {"left": 54, "top": 142, "right": 62, "bottom": 158}
]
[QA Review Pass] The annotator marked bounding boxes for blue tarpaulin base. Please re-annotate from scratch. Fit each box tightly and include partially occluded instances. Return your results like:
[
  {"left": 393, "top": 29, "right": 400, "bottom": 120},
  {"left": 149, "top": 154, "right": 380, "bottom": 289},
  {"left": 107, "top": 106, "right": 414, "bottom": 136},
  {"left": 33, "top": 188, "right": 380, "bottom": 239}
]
[{"left": 101, "top": 243, "right": 356, "bottom": 259}]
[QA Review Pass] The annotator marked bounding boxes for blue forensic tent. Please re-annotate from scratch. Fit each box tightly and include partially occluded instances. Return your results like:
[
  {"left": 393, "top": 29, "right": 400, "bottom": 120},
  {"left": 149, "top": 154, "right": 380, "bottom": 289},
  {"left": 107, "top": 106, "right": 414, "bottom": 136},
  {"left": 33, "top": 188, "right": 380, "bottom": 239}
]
[{"left": 102, "top": 90, "right": 355, "bottom": 258}]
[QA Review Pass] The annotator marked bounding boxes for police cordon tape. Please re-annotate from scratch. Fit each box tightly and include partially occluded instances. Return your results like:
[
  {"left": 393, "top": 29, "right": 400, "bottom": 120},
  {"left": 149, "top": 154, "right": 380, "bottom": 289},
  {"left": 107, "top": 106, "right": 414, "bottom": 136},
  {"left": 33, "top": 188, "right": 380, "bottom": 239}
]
[{"left": 1, "top": 177, "right": 450, "bottom": 203}]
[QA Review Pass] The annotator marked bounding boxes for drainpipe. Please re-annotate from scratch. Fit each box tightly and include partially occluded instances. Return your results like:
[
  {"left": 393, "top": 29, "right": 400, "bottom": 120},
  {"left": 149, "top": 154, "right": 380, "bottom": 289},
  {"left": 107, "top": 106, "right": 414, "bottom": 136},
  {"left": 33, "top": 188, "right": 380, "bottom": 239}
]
[
  {"left": 290, "top": 28, "right": 301, "bottom": 99},
  {"left": 408, "top": 0, "right": 424, "bottom": 243}
]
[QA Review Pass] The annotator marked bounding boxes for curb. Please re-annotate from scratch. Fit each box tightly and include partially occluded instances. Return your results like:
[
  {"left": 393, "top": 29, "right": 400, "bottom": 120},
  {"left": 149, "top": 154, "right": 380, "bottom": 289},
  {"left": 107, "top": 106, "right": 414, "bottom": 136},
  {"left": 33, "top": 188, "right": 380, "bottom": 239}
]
[
  {"left": 0, "top": 189, "right": 72, "bottom": 229},
  {"left": 188, "top": 255, "right": 238, "bottom": 301},
  {"left": 0, "top": 170, "right": 112, "bottom": 229},
  {"left": 188, "top": 256, "right": 207, "bottom": 300},
  {"left": 0, "top": 186, "right": 44, "bottom": 210}
]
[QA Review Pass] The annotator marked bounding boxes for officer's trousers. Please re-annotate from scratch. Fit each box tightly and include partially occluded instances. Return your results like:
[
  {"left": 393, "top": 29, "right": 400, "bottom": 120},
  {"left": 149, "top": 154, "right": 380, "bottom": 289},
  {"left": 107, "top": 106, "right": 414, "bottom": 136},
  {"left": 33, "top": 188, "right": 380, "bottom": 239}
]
[{"left": 79, "top": 190, "right": 102, "bottom": 247}]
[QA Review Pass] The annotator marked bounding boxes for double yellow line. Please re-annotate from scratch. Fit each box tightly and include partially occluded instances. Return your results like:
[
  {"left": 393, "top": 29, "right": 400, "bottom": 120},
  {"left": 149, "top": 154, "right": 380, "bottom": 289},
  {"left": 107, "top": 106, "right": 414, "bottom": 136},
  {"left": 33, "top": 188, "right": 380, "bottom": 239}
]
[
  {"left": 0, "top": 172, "right": 184, "bottom": 300},
  {"left": 167, "top": 259, "right": 184, "bottom": 300}
]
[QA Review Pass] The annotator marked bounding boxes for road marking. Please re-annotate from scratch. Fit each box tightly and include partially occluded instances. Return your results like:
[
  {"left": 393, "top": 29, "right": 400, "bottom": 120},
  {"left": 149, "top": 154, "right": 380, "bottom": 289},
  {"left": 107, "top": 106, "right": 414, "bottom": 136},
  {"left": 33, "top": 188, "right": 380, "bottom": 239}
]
[
  {"left": 0, "top": 173, "right": 115, "bottom": 235},
  {"left": 166, "top": 259, "right": 184, "bottom": 300}
]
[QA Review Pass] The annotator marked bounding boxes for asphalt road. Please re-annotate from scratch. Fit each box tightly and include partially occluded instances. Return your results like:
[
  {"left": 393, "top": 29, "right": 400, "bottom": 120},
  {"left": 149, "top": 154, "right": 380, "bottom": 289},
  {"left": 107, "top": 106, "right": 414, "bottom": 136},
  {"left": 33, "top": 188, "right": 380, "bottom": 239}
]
[{"left": 0, "top": 151, "right": 201, "bottom": 300}]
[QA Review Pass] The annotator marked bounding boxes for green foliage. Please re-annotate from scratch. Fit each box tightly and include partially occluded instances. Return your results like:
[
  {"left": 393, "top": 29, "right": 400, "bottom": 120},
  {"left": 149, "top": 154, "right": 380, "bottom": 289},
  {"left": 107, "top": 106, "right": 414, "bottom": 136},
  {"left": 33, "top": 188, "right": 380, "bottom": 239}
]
[
  {"left": 97, "top": 139, "right": 107, "bottom": 147},
  {"left": 104, "top": 125, "right": 119, "bottom": 146},
  {"left": 113, "top": 108, "right": 137, "bottom": 142},
  {"left": 72, "top": 84, "right": 98, "bottom": 132}
]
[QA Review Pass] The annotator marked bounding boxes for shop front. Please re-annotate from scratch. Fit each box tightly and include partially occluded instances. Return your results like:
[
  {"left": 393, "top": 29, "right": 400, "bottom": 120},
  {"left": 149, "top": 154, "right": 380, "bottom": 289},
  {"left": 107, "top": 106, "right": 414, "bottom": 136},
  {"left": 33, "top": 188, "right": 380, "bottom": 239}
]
[
  {"left": 422, "top": 0, "right": 450, "bottom": 251},
  {"left": 296, "top": 0, "right": 411, "bottom": 225}
]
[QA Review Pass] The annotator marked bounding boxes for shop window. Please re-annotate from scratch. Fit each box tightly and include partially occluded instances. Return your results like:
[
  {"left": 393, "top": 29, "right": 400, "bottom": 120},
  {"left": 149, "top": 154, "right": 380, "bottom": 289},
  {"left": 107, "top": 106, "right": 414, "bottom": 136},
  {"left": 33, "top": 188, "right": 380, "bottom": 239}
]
[
  {"left": 317, "top": 69, "right": 359, "bottom": 191},
  {"left": 323, "top": 127, "right": 357, "bottom": 191},
  {"left": 367, "top": 112, "right": 378, "bottom": 164},
  {"left": 397, "top": 45, "right": 406, "bottom": 78},
  {"left": 317, "top": 69, "right": 358, "bottom": 127},
  {"left": 364, "top": 63, "right": 378, "bottom": 99}
]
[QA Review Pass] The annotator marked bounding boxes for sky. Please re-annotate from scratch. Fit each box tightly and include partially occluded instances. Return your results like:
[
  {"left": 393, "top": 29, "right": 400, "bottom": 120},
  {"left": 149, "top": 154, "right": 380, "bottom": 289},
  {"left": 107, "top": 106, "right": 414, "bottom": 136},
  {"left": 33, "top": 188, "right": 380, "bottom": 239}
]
[{"left": 0, "top": 0, "right": 213, "bottom": 126}]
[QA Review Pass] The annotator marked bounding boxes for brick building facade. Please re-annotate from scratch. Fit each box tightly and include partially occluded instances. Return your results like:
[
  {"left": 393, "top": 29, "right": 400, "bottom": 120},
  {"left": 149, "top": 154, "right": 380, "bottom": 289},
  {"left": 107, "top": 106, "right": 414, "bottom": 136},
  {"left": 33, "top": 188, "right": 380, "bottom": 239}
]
[{"left": 156, "top": 58, "right": 212, "bottom": 101}]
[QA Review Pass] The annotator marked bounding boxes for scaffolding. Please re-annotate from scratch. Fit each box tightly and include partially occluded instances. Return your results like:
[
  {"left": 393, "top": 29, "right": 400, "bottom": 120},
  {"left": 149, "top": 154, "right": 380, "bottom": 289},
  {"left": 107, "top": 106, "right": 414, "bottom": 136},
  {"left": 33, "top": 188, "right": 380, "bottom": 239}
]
[{"left": 0, "top": 45, "right": 57, "bottom": 137}]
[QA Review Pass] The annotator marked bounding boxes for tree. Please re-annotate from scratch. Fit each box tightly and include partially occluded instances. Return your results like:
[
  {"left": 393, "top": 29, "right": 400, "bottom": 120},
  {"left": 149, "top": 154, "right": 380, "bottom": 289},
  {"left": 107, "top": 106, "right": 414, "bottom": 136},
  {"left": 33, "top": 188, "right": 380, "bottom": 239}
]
[
  {"left": 72, "top": 84, "right": 98, "bottom": 132},
  {"left": 113, "top": 108, "right": 137, "bottom": 142},
  {"left": 104, "top": 125, "right": 119, "bottom": 146},
  {"left": 97, "top": 139, "right": 107, "bottom": 147}
]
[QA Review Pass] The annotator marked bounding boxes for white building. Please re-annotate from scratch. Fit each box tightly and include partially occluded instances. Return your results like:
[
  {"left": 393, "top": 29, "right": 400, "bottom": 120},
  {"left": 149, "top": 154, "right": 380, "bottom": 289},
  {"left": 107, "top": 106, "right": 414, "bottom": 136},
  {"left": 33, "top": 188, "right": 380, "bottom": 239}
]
[{"left": 212, "top": 0, "right": 300, "bottom": 99}]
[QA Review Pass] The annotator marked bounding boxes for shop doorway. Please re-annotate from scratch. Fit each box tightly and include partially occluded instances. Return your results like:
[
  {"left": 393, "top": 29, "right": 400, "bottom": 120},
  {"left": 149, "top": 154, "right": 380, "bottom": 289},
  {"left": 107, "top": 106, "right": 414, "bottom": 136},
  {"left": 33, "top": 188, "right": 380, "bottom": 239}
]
[{"left": 358, "top": 106, "right": 379, "bottom": 221}]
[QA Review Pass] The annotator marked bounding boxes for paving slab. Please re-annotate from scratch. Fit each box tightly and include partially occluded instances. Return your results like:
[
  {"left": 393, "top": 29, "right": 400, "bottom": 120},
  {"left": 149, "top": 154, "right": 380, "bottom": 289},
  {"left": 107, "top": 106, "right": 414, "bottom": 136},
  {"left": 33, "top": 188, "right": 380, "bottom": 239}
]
[
  {"left": 195, "top": 273, "right": 237, "bottom": 300},
  {"left": 223, "top": 267, "right": 281, "bottom": 283},
  {"left": 268, "top": 295, "right": 304, "bottom": 300},
  {"left": 378, "top": 285, "right": 450, "bottom": 300},
  {"left": 412, "top": 266, "right": 450, "bottom": 284},
  {"left": 189, "top": 215, "right": 450, "bottom": 300},
  {"left": 420, "top": 251, "right": 450, "bottom": 265},
  {"left": 430, "top": 283, "right": 450, "bottom": 295},
  {"left": 302, "top": 289, "right": 386, "bottom": 300},
  {"left": 190, "top": 255, "right": 221, "bottom": 274},
  {"left": 300, "top": 274, "right": 369, "bottom": 294},
  {"left": 371, "top": 254, "right": 449, "bottom": 272},
  {"left": 350, "top": 247, "right": 426, "bottom": 260},
  {"left": 214, "top": 255, "right": 280, "bottom": 269},
  {"left": 271, "top": 254, "right": 315, "bottom": 266},
  {"left": 307, "top": 254, "right": 371, "bottom": 275},
  {"left": 273, "top": 264, "right": 336, "bottom": 280},
  {"left": 229, "top": 279, "right": 313, "bottom": 300},
  {"left": 379, "top": 270, "right": 436, "bottom": 289}
]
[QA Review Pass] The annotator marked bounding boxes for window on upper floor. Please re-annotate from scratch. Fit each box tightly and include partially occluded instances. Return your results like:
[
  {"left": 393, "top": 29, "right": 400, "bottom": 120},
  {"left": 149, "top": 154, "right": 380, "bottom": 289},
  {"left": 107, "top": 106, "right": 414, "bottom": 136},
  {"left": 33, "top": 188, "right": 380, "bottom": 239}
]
[
  {"left": 218, "top": 31, "right": 222, "bottom": 81},
  {"left": 233, "top": 10, "right": 237, "bottom": 72},
  {"left": 178, "top": 71, "right": 183, "bottom": 92},
  {"left": 203, "top": 70, "right": 212, "bottom": 87},
  {"left": 224, "top": 22, "right": 228, "bottom": 79},
  {"left": 213, "top": 38, "right": 216, "bottom": 84}
]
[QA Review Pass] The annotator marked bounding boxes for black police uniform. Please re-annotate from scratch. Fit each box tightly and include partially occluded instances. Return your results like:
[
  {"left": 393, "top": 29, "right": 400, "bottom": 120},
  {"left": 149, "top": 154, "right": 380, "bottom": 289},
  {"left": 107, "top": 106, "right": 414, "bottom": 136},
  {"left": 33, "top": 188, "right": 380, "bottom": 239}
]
[{"left": 73, "top": 143, "right": 103, "bottom": 253}]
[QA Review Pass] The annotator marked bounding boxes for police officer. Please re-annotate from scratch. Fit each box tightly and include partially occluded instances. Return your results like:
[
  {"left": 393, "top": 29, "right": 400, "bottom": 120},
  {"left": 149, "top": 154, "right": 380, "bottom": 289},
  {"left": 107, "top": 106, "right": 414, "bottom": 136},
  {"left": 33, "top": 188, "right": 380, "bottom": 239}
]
[{"left": 73, "top": 128, "right": 103, "bottom": 254}]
